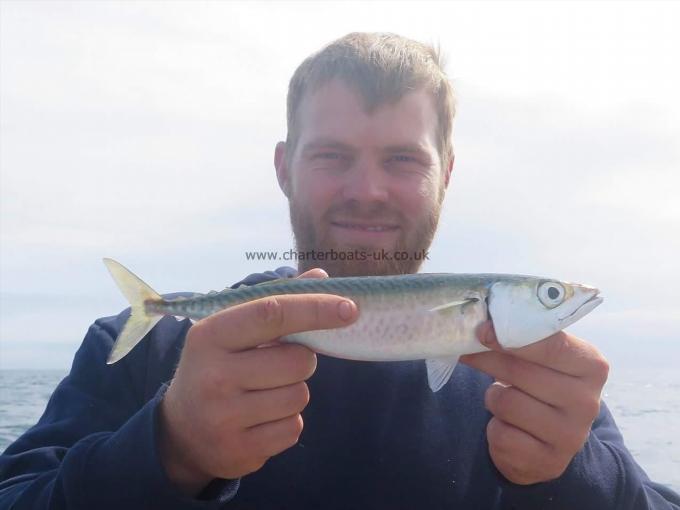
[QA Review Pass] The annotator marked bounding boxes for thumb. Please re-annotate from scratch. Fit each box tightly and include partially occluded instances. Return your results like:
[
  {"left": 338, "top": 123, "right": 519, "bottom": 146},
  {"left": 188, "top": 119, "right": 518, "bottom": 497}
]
[{"left": 297, "top": 268, "right": 329, "bottom": 279}]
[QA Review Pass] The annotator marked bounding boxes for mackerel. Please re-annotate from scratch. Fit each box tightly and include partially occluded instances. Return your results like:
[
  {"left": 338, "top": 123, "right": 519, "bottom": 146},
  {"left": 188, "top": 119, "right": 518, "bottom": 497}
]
[{"left": 103, "top": 258, "right": 603, "bottom": 391}]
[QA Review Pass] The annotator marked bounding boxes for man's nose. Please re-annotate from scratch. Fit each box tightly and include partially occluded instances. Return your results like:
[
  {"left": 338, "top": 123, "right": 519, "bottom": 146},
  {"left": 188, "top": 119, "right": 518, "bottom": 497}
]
[{"left": 341, "top": 161, "right": 389, "bottom": 203}]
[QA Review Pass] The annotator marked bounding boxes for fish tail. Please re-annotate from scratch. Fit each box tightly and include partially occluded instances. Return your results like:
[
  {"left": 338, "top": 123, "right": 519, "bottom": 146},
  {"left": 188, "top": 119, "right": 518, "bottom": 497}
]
[{"left": 103, "top": 258, "right": 164, "bottom": 364}]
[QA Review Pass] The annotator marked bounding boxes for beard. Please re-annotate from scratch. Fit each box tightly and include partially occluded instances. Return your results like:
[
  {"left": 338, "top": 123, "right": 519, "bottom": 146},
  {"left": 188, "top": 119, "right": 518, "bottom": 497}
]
[{"left": 288, "top": 195, "right": 443, "bottom": 277}]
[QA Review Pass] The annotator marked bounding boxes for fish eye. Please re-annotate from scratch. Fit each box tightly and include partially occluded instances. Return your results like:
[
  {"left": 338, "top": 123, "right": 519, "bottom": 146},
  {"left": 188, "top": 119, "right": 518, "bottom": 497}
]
[{"left": 537, "top": 281, "right": 566, "bottom": 308}]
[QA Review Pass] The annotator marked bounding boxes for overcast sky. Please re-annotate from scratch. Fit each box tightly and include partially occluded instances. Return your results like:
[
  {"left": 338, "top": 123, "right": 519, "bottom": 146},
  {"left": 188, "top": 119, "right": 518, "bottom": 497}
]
[{"left": 1, "top": 0, "right": 679, "bottom": 370}]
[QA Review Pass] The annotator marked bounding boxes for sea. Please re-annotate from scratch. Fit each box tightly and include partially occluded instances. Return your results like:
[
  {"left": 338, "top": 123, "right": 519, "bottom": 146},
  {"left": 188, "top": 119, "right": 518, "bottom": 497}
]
[{"left": 0, "top": 365, "right": 678, "bottom": 493}]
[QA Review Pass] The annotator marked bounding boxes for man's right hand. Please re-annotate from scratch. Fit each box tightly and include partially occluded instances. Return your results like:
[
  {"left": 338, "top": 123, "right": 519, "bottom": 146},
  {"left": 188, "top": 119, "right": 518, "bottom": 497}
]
[{"left": 157, "top": 269, "right": 358, "bottom": 496}]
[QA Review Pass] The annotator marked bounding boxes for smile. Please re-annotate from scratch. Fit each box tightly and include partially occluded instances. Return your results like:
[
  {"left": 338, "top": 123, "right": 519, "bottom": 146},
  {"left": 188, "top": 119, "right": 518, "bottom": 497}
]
[{"left": 330, "top": 222, "right": 400, "bottom": 232}]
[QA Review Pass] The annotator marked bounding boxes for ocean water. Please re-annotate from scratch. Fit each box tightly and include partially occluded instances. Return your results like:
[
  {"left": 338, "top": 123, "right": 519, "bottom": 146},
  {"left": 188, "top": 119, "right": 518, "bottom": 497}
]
[
  {"left": 1, "top": 367, "right": 678, "bottom": 493},
  {"left": 601, "top": 365, "right": 680, "bottom": 492}
]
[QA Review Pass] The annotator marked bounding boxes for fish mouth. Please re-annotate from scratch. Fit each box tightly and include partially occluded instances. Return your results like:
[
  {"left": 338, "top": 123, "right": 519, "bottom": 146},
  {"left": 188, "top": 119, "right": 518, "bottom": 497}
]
[{"left": 558, "top": 291, "right": 603, "bottom": 327}]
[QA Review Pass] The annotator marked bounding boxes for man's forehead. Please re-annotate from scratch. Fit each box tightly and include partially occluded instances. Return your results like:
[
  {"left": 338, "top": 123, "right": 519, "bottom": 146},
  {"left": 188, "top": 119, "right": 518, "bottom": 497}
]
[
  {"left": 295, "top": 79, "right": 439, "bottom": 149},
  {"left": 298, "top": 79, "right": 436, "bottom": 121}
]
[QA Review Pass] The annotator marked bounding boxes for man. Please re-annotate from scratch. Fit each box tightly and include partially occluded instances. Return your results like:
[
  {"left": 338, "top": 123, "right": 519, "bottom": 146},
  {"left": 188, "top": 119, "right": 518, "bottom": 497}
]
[{"left": 1, "top": 32, "right": 678, "bottom": 509}]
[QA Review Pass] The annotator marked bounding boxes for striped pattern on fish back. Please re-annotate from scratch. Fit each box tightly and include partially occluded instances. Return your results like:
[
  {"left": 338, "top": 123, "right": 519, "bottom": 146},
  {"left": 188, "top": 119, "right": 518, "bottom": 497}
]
[{"left": 148, "top": 273, "right": 516, "bottom": 321}]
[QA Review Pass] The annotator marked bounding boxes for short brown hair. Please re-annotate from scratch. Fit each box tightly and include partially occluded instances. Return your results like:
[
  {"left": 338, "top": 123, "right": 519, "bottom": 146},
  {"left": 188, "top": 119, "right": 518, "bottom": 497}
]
[{"left": 285, "top": 32, "right": 456, "bottom": 171}]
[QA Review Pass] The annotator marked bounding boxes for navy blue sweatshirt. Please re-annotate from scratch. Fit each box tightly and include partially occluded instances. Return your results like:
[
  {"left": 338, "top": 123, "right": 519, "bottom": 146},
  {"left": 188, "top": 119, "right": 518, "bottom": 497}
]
[{"left": 1, "top": 267, "right": 679, "bottom": 509}]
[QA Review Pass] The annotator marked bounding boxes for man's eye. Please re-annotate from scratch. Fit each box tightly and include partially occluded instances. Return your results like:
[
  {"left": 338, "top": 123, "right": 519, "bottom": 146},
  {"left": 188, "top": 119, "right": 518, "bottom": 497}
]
[
  {"left": 316, "top": 153, "right": 342, "bottom": 160},
  {"left": 387, "top": 155, "right": 421, "bottom": 172}
]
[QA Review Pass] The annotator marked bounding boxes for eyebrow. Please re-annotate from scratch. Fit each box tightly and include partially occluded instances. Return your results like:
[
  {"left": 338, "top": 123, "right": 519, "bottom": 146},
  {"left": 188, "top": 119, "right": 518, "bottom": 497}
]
[
  {"left": 383, "top": 143, "right": 431, "bottom": 157},
  {"left": 301, "top": 138, "right": 432, "bottom": 158},
  {"left": 301, "top": 139, "right": 354, "bottom": 154}
]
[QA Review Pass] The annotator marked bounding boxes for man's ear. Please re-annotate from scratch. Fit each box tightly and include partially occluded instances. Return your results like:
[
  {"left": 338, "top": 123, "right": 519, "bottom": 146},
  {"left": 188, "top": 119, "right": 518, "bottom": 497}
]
[
  {"left": 274, "top": 141, "right": 291, "bottom": 198},
  {"left": 443, "top": 152, "right": 454, "bottom": 189}
]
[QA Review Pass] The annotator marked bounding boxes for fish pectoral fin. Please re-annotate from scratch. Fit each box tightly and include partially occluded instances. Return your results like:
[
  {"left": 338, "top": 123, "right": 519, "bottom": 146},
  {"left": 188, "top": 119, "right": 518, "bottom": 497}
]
[
  {"left": 426, "top": 357, "right": 460, "bottom": 392},
  {"left": 428, "top": 298, "right": 478, "bottom": 315}
]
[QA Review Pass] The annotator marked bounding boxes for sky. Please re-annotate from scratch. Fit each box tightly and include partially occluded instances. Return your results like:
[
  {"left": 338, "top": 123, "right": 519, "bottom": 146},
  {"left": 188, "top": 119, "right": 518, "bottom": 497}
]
[{"left": 1, "top": 0, "right": 679, "bottom": 370}]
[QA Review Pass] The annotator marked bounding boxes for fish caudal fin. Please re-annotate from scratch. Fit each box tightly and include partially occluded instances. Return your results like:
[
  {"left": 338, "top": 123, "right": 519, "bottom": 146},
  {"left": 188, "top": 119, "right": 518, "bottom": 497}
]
[{"left": 103, "top": 258, "right": 164, "bottom": 364}]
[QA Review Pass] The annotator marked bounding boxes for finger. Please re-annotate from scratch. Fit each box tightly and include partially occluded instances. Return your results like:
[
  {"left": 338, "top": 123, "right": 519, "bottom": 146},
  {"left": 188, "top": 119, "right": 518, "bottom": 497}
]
[
  {"left": 475, "top": 321, "right": 609, "bottom": 381},
  {"left": 487, "top": 417, "right": 555, "bottom": 485},
  {"left": 245, "top": 413, "right": 304, "bottom": 458},
  {"left": 195, "top": 293, "right": 358, "bottom": 352},
  {"left": 239, "top": 382, "right": 310, "bottom": 427},
  {"left": 233, "top": 344, "right": 317, "bottom": 390},
  {"left": 297, "top": 268, "right": 328, "bottom": 279},
  {"left": 460, "top": 350, "right": 584, "bottom": 408},
  {"left": 484, "top": 382, "right": 585, "bottom": 448},
  {"left": 476, "top": 321, "right": 500, "bottom": 349}
]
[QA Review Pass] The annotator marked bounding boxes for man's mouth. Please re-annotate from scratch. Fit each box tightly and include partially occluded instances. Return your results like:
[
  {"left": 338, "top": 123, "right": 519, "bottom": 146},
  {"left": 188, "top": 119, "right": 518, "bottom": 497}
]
[{"left": 330, "top": 221, "right": 400, "bottom": 232}]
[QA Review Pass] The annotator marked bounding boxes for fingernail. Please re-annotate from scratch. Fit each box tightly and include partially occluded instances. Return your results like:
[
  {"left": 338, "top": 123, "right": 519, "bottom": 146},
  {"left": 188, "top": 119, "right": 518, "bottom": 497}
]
[
  {"left": 485, "top": 383, "right": 502, "bottom": 410},
  {"left": 481, "top": 330, "right": 493, "bottom": 347},
  {"left": 338, "top": 300, "right": 355, "bottom": 321}
]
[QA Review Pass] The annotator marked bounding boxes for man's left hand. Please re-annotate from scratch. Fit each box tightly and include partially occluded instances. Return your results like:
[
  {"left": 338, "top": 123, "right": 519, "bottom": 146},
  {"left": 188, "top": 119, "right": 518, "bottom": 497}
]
[{"left": 459, "top": 321, "right": 610, "bottom": 485}]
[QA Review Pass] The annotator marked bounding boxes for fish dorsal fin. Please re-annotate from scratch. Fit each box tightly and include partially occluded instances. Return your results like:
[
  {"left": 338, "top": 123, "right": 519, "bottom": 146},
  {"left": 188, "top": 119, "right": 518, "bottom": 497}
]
[
  {"left": 426, "top": 357, "right": 460, "bottom": 392},
  {"left": 428, "top": 298, "right": 478, "bottom": 314}
]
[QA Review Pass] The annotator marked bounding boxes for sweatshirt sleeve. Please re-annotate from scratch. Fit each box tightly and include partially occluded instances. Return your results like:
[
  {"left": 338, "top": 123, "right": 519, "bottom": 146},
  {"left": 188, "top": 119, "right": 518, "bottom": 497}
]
[
  {"left": 497, "top": 400, "right": 680, "bottom": 510},
  {"left": 0, "top": 315, "right": 239, "bottom": 510}
]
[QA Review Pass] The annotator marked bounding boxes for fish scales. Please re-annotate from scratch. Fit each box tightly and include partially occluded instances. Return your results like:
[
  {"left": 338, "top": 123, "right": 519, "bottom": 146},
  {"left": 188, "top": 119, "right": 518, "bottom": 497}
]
[
  {"left": 149, "top": 273, "right": 493, "bottom": 319},
  {"left": 148, "top": 274, "right": 494, "bottom": 361}
]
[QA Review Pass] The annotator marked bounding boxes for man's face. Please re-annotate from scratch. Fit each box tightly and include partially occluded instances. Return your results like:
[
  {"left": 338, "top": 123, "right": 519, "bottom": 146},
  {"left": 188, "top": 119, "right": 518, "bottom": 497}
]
[{"left": 275, "top": 79, "right": 451, "bottom": 276}]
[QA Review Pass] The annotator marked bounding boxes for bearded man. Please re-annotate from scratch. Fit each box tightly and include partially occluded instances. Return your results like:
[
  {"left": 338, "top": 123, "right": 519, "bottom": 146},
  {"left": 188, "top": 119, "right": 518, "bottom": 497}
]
[{"left": 1, "top": 32, "right": 678, "bottom": 510}]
